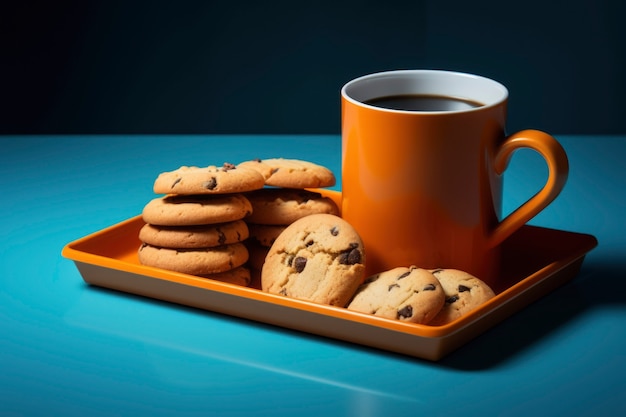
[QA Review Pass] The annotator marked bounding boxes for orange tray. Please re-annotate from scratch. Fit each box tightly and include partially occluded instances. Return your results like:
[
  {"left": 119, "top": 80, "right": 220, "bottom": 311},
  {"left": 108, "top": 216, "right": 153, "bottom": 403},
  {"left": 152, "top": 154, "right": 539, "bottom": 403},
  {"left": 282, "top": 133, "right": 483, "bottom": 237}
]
[{"left": 62, "top": 190, "right": 597, "bottom": 361}]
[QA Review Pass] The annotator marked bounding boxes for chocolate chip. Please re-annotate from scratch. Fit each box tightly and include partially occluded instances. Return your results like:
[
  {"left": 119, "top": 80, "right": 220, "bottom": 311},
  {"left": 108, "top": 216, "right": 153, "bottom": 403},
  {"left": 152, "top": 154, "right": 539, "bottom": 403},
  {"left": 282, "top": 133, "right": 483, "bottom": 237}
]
[
  {"left": 338, "top": 252, "right": 350, "bottom": 264},
  {"left": 203, "top": 177, "right": 217, "bottom": 190},
  {"left": 253, "top": 158, "right": 262, "bottom": 162},
  {"left": 446, "top": 295, "right": 459, "bottom": 304},
  {"left": 279, "top": 288, "right": 288, "bottom": 296},
  {"left": 306, "top": 240, "right": 314, "bottom": 247},
  {"left": 222, "top": 162, "right": 236, "bottom": 171},
  {"left": 348, "top": 248, "right": 362, "bottom": 264},
  {"left": 398, "top": 271, "right": 411, "bottom": 279},
  {"left": 217, "top": 230, "right": 226, "bottom": 245},
  {"left": 423, "top": 283, "right": 436, "bottom": 291},
  {"left": 330, "top": 226, "right": 339, "bottom": 236},
  {"left": 388, "top": 284, "right": 400, "bottom": 291},
  {"left": 171, "top": 177, "right": 182, "bottom": 188},
  {"left": 338, "top": 246, "right": 361, "bottom": 265},
  {"left": 458, "top": 285, "right": 471, "bottom": 292},
  {"left": 294, "top": 256, "right": 307, "bottom": 273},
  {"left": 397, "top": 305, "right": 413, "bottom": 319}
]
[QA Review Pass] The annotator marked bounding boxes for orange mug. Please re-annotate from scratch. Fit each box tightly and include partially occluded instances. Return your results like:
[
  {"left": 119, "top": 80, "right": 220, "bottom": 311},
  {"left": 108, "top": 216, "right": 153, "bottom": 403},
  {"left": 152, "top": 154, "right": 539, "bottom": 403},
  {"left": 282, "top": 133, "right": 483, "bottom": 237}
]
[{"left": 341, "top": 70, "right": 568, "bottom": 286}]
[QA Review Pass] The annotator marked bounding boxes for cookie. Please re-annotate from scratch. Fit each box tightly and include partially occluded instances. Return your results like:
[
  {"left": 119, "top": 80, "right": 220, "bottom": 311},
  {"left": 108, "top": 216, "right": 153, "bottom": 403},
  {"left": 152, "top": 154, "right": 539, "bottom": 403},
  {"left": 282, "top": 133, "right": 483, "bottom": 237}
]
[
  {"left": 244, "top": 188, "right": 339, "bottom": 225},
  {"left": 198, "top": 266, "right": 251, "bottom": 287},
  {"left": 261, "top": 214, "right": 365, "bottom": 307},
  {"left": 142, "top": 194, "right": 252, "bottom": 226},
  {"left": 249, "top": 267, "right": 262, "bottom": 290},
  {"left": 247, "top": 223, "right": 287, "bottom": 247},
  {"left": 138, "top": 220, "right": 249, "bottom": 249},
  {"left": 347, "top": 266, "right": 445, "bottom": 324},
  {"left": 153, "top": 163, "right": 265, "bottom": 195},
  {"left": 428, "top": 269, "right": 496, "bottom": 325},
  {"left": 245, "top": 241, "right": 270, "bottom": 271},
  {"left": 237, "top": 158, "right": 335, "bottom": 188},
  {"left": 138, "top": 242, "right": 249, "bottom": 275}
]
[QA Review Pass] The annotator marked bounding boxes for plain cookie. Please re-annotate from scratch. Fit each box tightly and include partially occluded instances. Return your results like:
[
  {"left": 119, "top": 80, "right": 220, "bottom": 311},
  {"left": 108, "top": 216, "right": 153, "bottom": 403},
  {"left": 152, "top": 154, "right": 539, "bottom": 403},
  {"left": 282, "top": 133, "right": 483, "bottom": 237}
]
[
  {"left": 245, "top": 188, "right": 339, "bottom": 225},
  {"left": 347, "top": 266, "right": 445, "bottom": 324},
  {"left": 261, "top": 214, "right": 365, "bottom": 307},
  {"left": 142, "top": 194, "right": 252, "bottom": 226},
  {"left": 428, "top": 268, "right": 496, "bottom": 325},
  {"left": 237, "top": 158, "right": 335, "bottom": 188},
  {"left": 153, "top": 163, "right": 265, "bottom": 195},
  {"left": 138, "top": 242, "right": 249, "bottom": 275},
  {"left": 138, "top": 220, "right": 249, "bottom": 248}
]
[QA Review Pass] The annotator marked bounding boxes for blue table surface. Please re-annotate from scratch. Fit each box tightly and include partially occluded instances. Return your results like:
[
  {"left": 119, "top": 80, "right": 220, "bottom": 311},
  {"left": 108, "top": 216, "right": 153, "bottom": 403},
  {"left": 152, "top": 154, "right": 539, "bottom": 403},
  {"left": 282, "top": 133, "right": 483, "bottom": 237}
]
[{"left": 1, "top": 134, "right": 625, "bottom": 416}]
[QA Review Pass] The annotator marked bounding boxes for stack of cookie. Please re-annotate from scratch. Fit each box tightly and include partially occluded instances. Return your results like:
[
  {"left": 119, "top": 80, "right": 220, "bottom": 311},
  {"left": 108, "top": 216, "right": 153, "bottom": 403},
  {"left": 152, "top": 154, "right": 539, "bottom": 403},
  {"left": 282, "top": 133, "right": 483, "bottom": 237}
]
[
  {"left": 236, "top": 158, "right": 339, "bottom": 280},
  {"left": 138, "top": 164, "right": 265, "bottom": 286}
]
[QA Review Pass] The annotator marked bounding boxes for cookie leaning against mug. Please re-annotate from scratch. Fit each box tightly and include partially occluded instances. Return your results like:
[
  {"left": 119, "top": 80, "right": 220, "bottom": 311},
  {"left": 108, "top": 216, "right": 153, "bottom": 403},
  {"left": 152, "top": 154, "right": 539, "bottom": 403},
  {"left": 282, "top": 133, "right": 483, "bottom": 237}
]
[
  {"left": 261, "top": 214, "right": 365, "bottom": 307},
  {"left": 237, "top": 158, "right": 336, "bottom": 188},
  {"left": 347, "top": 266, "right": 445, "bottom": 324}
]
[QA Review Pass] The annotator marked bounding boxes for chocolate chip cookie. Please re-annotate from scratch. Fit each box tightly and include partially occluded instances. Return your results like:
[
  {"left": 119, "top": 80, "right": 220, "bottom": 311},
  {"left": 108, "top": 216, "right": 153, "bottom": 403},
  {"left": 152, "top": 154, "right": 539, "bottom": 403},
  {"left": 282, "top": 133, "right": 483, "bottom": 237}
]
[
  {"left": 153, "top": 163, "right": 265, "bottom": 195},
  {"left": 237, "top": 158, "right": 336, "bottom": 188},
  {"left": 138, "top": 220, "right": 249, "bottom": 249},
  {"left": 138, "top": 242, "right": 249, "bottom": 275},
  {"left": 244, "top": 188, "right": 339, "bottom": 225},
  {"left": 347, "top": 266, "right": 445, "bottom": 324},
  {"left": 428, "top": 268, "right": 496, "bottom": 325},
  {"left": 246, "top": 223, "right": 287, "bottom": 247},
  {"left": 142, "top": 193, "right": 253, "bottom": 226},
  {"left": 198, "top": 265, "right": 252, "bottom": 287},
  {"left": 261, "top": 214, "right": 365, "bottom": 307}
]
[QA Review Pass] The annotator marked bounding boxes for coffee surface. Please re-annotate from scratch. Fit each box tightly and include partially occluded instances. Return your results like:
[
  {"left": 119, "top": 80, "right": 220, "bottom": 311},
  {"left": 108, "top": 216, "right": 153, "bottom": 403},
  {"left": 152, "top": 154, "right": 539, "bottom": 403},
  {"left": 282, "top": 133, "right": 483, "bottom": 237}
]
[{"left": 364, "top": 94, "right": 483, "bottom": 111}]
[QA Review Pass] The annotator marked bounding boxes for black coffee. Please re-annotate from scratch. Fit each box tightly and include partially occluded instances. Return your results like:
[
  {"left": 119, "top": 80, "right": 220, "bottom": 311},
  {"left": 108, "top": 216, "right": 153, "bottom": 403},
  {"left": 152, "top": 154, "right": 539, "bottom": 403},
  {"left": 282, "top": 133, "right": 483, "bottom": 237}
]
[{"left": 364, "top": 94, "right": 483, "bottom": 111}]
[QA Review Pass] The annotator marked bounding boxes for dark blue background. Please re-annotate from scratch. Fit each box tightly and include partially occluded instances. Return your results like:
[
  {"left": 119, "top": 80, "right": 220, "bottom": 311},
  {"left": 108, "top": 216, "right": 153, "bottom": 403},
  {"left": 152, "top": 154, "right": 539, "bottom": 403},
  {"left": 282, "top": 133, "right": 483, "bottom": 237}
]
[{"left": 2, "top": 0, "right": 624, "bottom": 134}]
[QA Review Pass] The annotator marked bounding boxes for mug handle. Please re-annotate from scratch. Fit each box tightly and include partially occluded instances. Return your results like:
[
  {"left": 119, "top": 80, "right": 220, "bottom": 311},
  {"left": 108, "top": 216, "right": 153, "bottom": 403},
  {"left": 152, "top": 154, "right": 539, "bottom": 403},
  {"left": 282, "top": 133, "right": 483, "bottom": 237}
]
[{"left": 490, "top": 129, "right": 569, "bottom": 247}]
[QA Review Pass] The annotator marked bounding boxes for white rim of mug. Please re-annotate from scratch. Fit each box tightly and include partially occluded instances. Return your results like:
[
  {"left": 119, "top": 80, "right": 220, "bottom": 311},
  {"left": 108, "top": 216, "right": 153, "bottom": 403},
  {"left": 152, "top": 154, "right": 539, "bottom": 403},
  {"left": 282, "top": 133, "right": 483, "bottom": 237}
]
[{"left": 341, "top": 69, "right": 509, "bottom": 114}]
